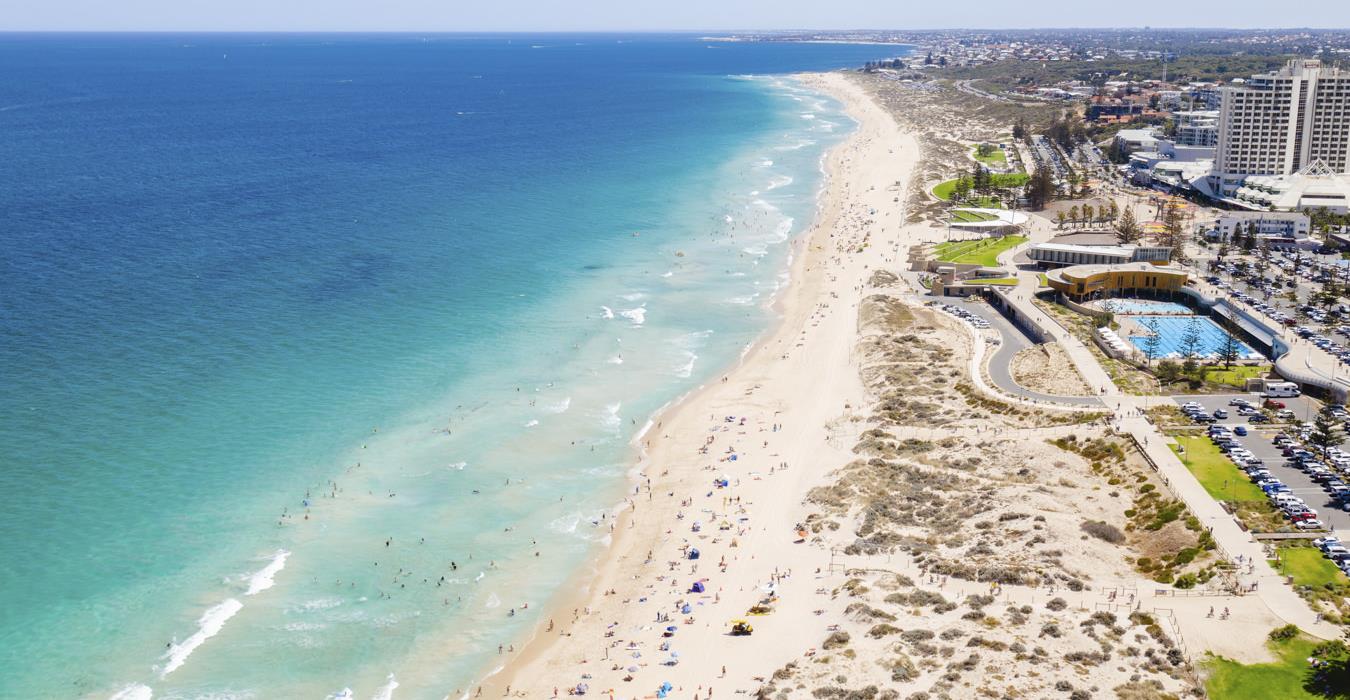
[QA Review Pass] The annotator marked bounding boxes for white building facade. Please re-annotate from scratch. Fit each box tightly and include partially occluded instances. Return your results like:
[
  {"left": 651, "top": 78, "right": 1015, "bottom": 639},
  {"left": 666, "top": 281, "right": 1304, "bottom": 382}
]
[{"left": 1212, "top": 60, "right": 1350, "bottom": 196}]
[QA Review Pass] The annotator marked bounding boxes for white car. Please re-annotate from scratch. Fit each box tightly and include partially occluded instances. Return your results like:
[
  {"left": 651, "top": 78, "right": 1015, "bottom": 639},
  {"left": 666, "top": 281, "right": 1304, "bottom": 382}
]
[{"left": 1295, "top": 519, "right": 1325, "bottom": 530}]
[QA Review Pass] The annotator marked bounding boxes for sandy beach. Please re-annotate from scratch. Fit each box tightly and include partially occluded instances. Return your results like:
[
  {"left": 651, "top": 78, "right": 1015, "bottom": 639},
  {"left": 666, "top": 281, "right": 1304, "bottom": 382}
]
[
  {"left": 472, "top": 69, "right": 1294, "bottom": 700},
  {"left": 472, "top": 71, "right": 922, "bottom": 697}
]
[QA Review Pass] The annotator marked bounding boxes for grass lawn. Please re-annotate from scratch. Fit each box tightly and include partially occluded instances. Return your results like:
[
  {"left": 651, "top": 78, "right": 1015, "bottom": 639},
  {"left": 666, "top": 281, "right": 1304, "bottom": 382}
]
[
  {"left": 1271, "top": 545, "right": 1349, "bottom": 587},
  {"left": 932, "top": 173, "right": 1028, "bottom": 201},
  {"left": 952, "top": 210, "right": 998, "bottom": 223},
  {"left": 1167, "top": 435, "right": 1267, "bottom": 502},
  {"left": 973, "top": 146, "right": 1007, "bottom": 165},
  {"left": 933, "top": 178, "right": 961, "bottom": 201},
  {"left": 1203, "top": 364, "right": 1271, "bottom": 388},
  {"left": 933, "top": 235, "right": 1027, "bottom": 267},
  {"left": 1204, "top": 633, "right": 1349, "bottom": 700},
  {"left": 1037, "top": 273, "right": 1049, "bottom": 288},
  {"left": 975, "top": 277, "right": 1018, "bottom": 286}
]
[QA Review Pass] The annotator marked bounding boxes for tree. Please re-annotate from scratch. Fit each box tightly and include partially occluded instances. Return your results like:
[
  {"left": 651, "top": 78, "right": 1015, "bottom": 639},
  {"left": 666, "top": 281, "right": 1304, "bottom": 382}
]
[
  {"left": 1024, "top": 168, "right": 1054, "bottom": 210},
  {"left": 1213, "top": 325, "right": 1241, "bottom": 369},
  {"left": 953, "top": 177, "right": 971, "bottom": 202},
  {"left": 1179, "top": 316, "right": 1204, "bottom": 361},
  {"left": 1156, "top": 358, "right": 1181, "bottom": 382},
  {"left": 1116, "top": 206, "right": 1141, "bottom": 243},
  {"left": 1069, "top": 205, "right": 1081, "bottom": 228},
  {"left": 1311, "top": 411, "right": 1340, "bottom": 453},
  {"left": 1141, "top": 319, "right": 1162, "bottom": 364},
  {"left": 1056, "top": 210, "right": 1067, "bottom": 229}
]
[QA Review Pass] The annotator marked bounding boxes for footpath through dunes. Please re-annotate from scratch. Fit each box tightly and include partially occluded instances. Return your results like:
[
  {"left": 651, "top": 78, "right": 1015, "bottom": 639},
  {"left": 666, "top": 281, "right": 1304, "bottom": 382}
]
[{"left": 479, "top": 70, "right": 921, "bottom": 698}]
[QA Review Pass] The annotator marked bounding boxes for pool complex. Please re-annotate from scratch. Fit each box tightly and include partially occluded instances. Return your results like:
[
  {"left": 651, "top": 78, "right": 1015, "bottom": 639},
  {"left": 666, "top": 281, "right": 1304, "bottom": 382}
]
[
  {"left": 1124, "top": 315, "right": 1264, "bottom": 360},
  {"left": 1098, "top": 299, "right": 1192, "bottom": 314}
]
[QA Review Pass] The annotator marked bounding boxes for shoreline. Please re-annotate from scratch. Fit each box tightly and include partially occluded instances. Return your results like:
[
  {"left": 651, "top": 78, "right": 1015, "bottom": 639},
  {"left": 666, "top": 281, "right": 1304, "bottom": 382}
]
[{"left": 471, "top": 69, "right": 920, "bottom": 697}]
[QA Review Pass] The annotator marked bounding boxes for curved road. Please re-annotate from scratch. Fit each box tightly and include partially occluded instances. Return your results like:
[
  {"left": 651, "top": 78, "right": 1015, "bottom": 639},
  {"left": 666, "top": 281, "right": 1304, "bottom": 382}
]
[{"left": 948, "top": 297, "right": 1103, "bottom": 407}]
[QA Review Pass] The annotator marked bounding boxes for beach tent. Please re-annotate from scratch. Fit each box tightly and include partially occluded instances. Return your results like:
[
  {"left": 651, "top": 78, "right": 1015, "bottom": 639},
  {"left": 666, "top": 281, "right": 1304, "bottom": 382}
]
[
  {"left": 690, "top": 581, "right": 705, "bottom": 593},
  {"left": 681, "top": 603, "right": 692, "bottom": 614},
  {"left": 688, "top": 548, "right": 700, "bottom": 560}
]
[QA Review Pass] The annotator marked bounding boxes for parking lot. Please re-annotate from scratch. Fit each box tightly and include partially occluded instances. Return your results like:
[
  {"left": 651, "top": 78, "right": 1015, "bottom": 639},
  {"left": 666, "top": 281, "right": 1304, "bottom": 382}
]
[
  {"left": 1171, "top": 393, "right": 1350, "bottom": 537},
  {"left": 1170, "top": 393, "right": 1322, "bottom": 426}
]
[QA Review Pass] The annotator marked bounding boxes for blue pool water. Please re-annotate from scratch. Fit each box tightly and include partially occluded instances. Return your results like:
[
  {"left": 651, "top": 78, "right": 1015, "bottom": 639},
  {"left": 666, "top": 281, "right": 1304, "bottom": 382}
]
[
  {"left": 1125, "top": 315, "right": 1264, "bottom": 360},
  {"left": 1100, "top": 300, "right": 1191, "bottom": 315},
  {"left": 0, "top": 33, "right": 906, "bottom": 698}
]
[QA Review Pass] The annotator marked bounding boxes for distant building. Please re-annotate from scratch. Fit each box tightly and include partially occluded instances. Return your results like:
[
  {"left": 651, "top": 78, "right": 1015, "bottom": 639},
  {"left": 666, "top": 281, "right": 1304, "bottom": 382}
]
[
  {"left": 1026, "top": 242, "right": 1173, "bottom": 268},
  {"left": 1212, "top": 59, "right": 1350, "bottom": 196},
  {"left": 1173, "top": 110, "right": 1219, "bottom": 147},
  {"left": 1113, "top": 128, "right": 1164, "bottom": 155}
]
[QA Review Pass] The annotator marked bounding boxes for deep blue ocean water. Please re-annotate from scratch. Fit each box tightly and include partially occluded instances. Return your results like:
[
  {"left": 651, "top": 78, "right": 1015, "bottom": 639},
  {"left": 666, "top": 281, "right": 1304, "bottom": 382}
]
[{"left": 0, "top": 34, "right": 903, "bottom": 698}]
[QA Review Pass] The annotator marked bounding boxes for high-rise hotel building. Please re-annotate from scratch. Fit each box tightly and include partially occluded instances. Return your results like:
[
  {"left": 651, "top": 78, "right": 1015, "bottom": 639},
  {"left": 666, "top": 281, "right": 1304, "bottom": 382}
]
[{"left": 1212, "top": 60, "right": 1350, "bottom": 195}]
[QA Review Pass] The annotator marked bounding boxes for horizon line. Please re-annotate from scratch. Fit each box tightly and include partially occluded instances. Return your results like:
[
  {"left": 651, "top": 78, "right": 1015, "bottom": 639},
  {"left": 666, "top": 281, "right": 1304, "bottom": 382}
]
[{"left": 3, "top": 26, "right": 1350, "bottom": 34}]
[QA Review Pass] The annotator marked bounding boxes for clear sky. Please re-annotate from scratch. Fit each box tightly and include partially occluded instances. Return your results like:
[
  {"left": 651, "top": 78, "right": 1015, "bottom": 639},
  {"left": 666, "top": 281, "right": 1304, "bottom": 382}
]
[{"left": 3, "top": 0, "right": 1349, "bottom": 32}]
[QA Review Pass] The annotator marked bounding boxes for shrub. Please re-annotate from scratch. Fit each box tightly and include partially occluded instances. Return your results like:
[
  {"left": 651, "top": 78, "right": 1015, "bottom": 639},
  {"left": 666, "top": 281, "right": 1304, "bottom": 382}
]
[
  {"left": 1046, "top": 597, "right": 1068, "bottom": 611},
  {"left": 822, "top": 631, "right": 851, "bottom": 649},
  {"left": 1080, "top": 520, "right": 1125, "bottom": 544},
  {"left": 1173, "top": 573, "right": 1197, "bottom": 590},
  {"left": 1268, "top": 624, "right": 1300, "bottom": 642}
]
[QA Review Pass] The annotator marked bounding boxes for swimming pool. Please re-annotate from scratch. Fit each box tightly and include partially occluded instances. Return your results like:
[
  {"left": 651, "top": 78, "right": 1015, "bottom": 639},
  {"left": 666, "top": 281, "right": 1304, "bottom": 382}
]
[
  {"left": 1098, "top": 299, "right": 1192, "bottom": 315},
  {"left": 1125, "top": 315, "right": 1264, "bottom": 360}
]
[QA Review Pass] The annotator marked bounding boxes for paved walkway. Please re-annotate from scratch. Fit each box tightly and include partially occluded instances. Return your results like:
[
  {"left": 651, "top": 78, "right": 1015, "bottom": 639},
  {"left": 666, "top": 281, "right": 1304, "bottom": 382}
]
[{"left": 1112, "top": 399, "right": 1342, "bottom": 640}]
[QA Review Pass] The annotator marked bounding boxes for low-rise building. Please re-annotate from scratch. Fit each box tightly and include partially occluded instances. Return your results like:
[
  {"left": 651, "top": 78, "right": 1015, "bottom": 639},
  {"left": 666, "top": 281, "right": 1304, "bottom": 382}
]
[
  {"left": 1027, "top": 242, "right": 1173, "bottom": 268},
  {"left": 1215, "top": 211, "right": 1311, "bottom": 240},
  {"left": 1045, "top": 262, "right": 1189, "bottom": 302}
]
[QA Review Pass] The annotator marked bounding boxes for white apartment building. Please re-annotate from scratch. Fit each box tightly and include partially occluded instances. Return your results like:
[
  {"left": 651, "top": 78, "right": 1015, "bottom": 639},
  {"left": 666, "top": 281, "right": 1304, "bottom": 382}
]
[
  {"left": 1174, "top": 110, "right": 1219, "bottom": 147},
  {"left": 1214, "top": 212, "right": 1311, "bottom": 241},
  {"left": 1212, "top": 60, "right": 1350, "bottom": 195}
]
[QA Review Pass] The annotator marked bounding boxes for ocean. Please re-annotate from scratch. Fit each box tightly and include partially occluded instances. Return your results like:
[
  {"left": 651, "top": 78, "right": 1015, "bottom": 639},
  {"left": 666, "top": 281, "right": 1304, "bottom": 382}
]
[{"left": 0, "top": 33, "right": 904, "bottom": 698}]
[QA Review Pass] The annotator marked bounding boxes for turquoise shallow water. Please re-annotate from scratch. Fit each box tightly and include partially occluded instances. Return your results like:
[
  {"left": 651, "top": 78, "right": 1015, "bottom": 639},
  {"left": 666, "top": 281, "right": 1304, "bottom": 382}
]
[{"left": 0, "top": 34, "right": 904, "bottom": 698}]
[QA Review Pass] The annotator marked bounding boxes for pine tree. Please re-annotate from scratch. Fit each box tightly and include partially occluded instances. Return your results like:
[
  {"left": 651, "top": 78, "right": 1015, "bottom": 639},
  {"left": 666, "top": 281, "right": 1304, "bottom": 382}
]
[
  {"left": 1116, "top": 206, "right": 1141, "bottom": 243},
  {"left": 1312, "top": 411, "right": 1340, "bottom": 453},
  {"left": 1141, "top": 319, "right": 1162, "bottom": 364},
  {"left": 1213, "top": 324, "right": 1241, "bottom": 369},
  {"left": 1179, "top": 316, "right": 1204, "bottom": 360}
]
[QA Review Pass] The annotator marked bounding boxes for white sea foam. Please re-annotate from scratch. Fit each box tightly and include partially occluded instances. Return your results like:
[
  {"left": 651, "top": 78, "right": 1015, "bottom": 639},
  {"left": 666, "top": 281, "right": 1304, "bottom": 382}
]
[
  {"left": 742, "top": 245, "right": 768, "bottom": 257},
  {"left": 524, "top": 419, "right": 539, "bottom": 428},
  {"left": 448, "top": 461, "right": 468, "bottom": 470},
  {"left": 485, "top": 592, "right": 501, "bottom": 608},
  {"left": 674, "top": 351, "right": 697, "bottom": 378},
  {"left": 607, "top": 354, "right": 624, "bottom": 365},
  {"left": 773, "top": 217, "right": 794, "bottom": 242},
  {"left": 723, "top": 214, "right": 733, "bottom": 223},
  {"left": 326, "top": 689, "right": 354, "bottom": 700},
  {"left": 160, "top": 598, "right": 243, "bottom": 677},
  {"left": 245, "top": 549, "right": 290, "bottom": 596},
  {"left": 765, "top": 175, "right": 793, "bottom": 191},
  {"left": 727, "top": 295, "right": 757, "bottom": 305},
  {"left": 620, "top": 306, "right": 646, "bottom": 326},
  {"left": 602, "top": 402, "right": 622, "bottom": 430},
  {"left": 619, "top": 292, "right": 645, "bottom": 302},
  {"left": 372, "top": 674, "right": 399, "bottom": 700},
  {"left": 543, "top": 397, "right": 571, "bottom": 414},
  {"left": 290, "top": 597, "right": 343, "bottom": 613},
  {"left": 109, "top": 683, "right": 153, "bottom": 700},
  {"left": 660, "top": 270, "right": 674, "bottom": 278},
  {"left": 755, "top": 159, "right": 773, "bottom": 168},
  {"left": 599, "top": 305, "right": 614, "bottom": 319},
  {"left": 800, "top": 113, "right": 815, "bottom": 120},
  {"left": 774, "top": 139, "right": 816, "bottom": 151}
]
